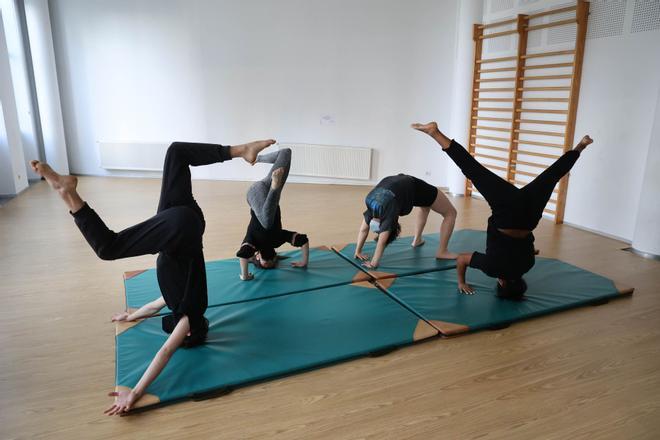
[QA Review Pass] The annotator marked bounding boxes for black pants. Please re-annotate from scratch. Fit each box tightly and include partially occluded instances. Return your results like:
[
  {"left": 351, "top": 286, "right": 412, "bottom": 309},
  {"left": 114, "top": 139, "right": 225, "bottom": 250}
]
[
  {"left": 445, "top": 140, "right": 579, "bottom": 230},
  {"left": 72, "top": 142, "right": 232, "bottom": 329}
]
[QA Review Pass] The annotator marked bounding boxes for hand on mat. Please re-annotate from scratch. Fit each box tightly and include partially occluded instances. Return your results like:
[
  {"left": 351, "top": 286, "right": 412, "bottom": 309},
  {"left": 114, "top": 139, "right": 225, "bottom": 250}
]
[
  {"left": 240, "top": 272, "right": 254, "bottom": 281},
  {"left": 291, "top": 261, "right": 307, "bottom": 268},
  {"left": 105, "top": 389, "right": 138, "bottom": 416},
  {"left": 111, "top": 311, "right": 130, "bottom": 322},
  {"left": 354, "top": 252, "right": 369, "bottom": 261},
  {"left": 362, "top": 261, "right": 378, "bottom": 269},
  {"left": 458, "top": 283, "right": 475, "bottom": 295}
]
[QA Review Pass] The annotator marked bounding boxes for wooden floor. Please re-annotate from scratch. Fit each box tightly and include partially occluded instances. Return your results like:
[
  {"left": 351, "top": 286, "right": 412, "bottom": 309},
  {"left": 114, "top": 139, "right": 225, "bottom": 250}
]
[{"left": 1, "top": 176, "right": 659, "bottom": 439}]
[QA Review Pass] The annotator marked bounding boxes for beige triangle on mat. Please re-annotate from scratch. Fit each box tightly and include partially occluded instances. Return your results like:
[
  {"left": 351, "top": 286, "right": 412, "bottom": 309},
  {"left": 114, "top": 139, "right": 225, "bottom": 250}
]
[
  {"left": 413, "top": 320, "right": 439, "bottom": 341},
  {"left": 115, "top": 319, "right": 144, "bottom": 336},
  {"left": 429, "top": 319, "right": 469, "bottom": 336},
  {"left": 613, "top": 281, "right": 634, "bottom": 295},
  {"left": 124, "top": 269, "right": 147, "bottom": 280}
]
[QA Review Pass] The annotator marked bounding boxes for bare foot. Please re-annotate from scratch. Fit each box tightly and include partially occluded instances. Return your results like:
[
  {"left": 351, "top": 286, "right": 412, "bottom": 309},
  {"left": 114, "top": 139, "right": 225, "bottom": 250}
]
[
  {"left": 30, "top": 160, "right": 83, "bottom": 212},
  {"left": 242, "top": 139, "right": 276, "bottom": 165},
  {"left": 411, "top": 122, "right": 439, "bottom": 136},
  {"left": 271, "top": 167, "right": 285, "bottom": 189},
  {"left": 411, "top": 238, "right": 425, "bottom": 248},
  {"left": 30, "top": 160, "right": 78, "bottom": 194},
  {"left": 574, "top": 135, "right": 593, "bottom": 153},
  {"left": 435, "top": 249, "right": 458, "bottom": 260}
]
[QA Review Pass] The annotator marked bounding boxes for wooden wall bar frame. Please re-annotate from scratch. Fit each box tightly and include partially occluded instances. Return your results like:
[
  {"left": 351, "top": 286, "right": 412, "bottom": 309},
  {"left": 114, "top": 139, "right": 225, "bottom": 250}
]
[{"left": 466, "top": 1, "right": 589, "bottom": 223}]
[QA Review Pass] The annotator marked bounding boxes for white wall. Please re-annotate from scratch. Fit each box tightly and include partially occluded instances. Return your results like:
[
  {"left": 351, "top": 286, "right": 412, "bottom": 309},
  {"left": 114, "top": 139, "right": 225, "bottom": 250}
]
[
  {"left": 49, "top": 0, "right": 458, "bottom": 186},
  {"left": 481, "top": 0, "right": 660, "bottom": 241},
  {"left": 25, "top": 0, "right": 69, "bottom": 174},
  {"left": 1, "top": 0, "right": 40, "bottom": 180},
  {"left": 0, "top": 10, "right": 28, "bottom": 195}
]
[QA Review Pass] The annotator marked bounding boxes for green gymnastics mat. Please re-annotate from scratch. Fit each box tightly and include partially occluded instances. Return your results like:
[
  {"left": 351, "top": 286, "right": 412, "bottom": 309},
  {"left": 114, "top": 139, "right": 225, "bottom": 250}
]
[
  {"left": 333, "top": 229, "right": 486, "bottom": 281},
  {"left": 123, "top": 246, "right": 367, "bottom": 310},
  {"left": 115, "top": 281, "right": 438, "bottom": 410},
  {"left": 377, "top": 257, "right": 633, "bottom": 336}
]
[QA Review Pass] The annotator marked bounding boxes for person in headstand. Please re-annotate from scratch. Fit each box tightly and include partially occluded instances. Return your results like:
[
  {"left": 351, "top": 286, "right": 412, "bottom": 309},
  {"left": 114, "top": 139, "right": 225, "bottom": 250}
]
[
  {"left": 354, "top": 173, "right": 458, "bottom": 269},
  {"left": 236, "top": 147, "right": 309, "bottom": 280},
  {"left": 412, "top": 121, "right": 593, "bottom": 300},
  {"left": 30, "top": 138, "right": 274, "bottom": 415}
]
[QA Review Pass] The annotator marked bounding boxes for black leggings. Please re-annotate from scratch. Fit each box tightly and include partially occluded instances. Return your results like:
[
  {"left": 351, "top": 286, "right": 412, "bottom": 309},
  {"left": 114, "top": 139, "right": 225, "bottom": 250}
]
[
  {"left": 445, "top": 140, "right": 579, "bottom": 230},
  {"left": 71, "top": 142, "right": 232, "bottom": 329}
]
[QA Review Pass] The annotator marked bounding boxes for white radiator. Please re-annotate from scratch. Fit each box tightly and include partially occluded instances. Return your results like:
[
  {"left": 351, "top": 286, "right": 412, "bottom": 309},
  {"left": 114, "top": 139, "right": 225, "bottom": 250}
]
[
  {"left": 281, "top": 142, "right": 371, "bottom": 180},
  {"left": 99, "top": 141, "right": 372, "bottom": 181},
  {"left": 98, "top": 141, "right": 168, "bottom": 171}
]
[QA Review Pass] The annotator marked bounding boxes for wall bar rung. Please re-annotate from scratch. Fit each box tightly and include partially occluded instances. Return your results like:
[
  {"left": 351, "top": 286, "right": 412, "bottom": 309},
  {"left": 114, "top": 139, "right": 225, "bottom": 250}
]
[
  {"left": 515, "top": 129, "right": 565, "bottom": 137},
  {"left": 526, "top": 19, "right": 577, "bottom": 32},
  {"left": 522, "top": 62, "right": 574, "bottom": 70},
  {"left": 476, "top": 56, "right": 518, "bottom": 64},
  {"left": 516, "top": 108, "right": 569, "bottom": 114},
  {"left": 471, "top": 143, "right": 510, "bottom": 153},
  {"left": 474, "top": 107, "right": 515, "bottom": 112},
  {"left": 478, "top": 67, "right": 517, "bottom": 73},
  {"left": 472, "top": 134, "right": 511, "bottom": 142},
  {"left": 522, "top": 50, "right": 576, "bottom": 59},
  {"left": 480, "top": 29, "right": 519, "bottom": 40},
  {"left": 521, "top": 74, "right": 572, "bottom": 81},
  {"left": 473, "top": 125, "right": 511, "bottom": 132},
  {"left": 517, "top": 149, "right": 561, "bottom": 159},
  {"left": 514, "top": 139, "right": 565, "bottom": 148},
  {"left": 518, "top": 86, "right": 571, "bottom": 91},
  {"left": 475, "top": 87, "right": 516, "bottom": 92},
  {"left": 511, "top": 159, "right": 547, "bottom": 168},
  {"left": 474, "top": 97, "right": 515, "bottom": 102},
  {"left": 516, "top": 118, "right": 567, "bottom": 126},
  {"left": 479, "top": 18, "right": 518, "bottom": 30},
  {"left": 517, "top": 97, "right": 570, "bottom": 102},
  {"left": 528, "top": 5, "right": 577, "bottom": 19},
  {"left": 476, "top": 77, "right": 517, "bottom": 83}
]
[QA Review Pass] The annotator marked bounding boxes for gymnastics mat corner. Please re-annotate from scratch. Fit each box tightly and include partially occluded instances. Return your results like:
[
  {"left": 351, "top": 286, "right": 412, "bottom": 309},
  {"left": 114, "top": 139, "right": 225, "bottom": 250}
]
[
  {"left": 376, "top": 257, "right": 634, "bottom": 337},
  {"left": 115, "top": 282, "right": 439, "bottom": 409}
]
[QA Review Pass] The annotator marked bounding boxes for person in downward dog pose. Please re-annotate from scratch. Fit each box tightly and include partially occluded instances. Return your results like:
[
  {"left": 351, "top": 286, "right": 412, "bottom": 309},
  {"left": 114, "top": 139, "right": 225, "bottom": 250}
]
[
  {"left": 354, "top": 173, "right": 458, "bottom": 269},
  {"left": 236, "top": 147, "right": 309, "bottom": 279},
  {"left": 30, "top": 138, "right": 274, "bottom": 414},
  {"left": 412, "top": 121, "right": 594, "bottom": 299}
]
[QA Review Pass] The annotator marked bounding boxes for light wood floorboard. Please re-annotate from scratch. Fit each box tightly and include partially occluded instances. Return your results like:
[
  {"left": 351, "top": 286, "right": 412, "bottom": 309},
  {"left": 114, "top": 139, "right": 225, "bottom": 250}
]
[{"left": 1, "top": 177, "right": 658, "bottom": 439}]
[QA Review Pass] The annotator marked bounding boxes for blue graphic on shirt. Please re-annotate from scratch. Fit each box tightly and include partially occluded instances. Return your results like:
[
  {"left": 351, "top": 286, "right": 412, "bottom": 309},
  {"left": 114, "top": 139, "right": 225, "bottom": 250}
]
[{"left": 366, "top": 187, "right": 395, "bottom": 218}]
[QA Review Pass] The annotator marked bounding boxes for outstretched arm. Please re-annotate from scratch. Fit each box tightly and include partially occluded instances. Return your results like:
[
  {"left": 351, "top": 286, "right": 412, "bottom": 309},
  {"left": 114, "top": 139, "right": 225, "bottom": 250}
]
[
  {"left": 456, "top": 253, "right": 475, "bottom": 294},
  {"left": 354, "top": 219, "right": 370, "bottom": 261},
  {"left": 105, "top": 315, "right": 190, "bottom": 415},
  {"left": 239, "top": 257, "right": 254, "bottom": 281},
  {"left": 364, "top": 230, "right": 390, "bottom": 269},
  {"left": 291, "top": 241, "right": 309, "bottom": 268},
  {"left": 111, "top": 297, "right": 166, "bottom": 322}
]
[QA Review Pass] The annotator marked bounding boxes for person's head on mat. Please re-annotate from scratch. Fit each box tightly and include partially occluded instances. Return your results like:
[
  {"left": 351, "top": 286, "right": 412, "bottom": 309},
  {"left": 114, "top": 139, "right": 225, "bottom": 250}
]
[
  {"left": 237, "top": 243, "right": 278, "bottom": 269},
  {"left": 497, "top": 277, "right": 528, "bottom": 300}
]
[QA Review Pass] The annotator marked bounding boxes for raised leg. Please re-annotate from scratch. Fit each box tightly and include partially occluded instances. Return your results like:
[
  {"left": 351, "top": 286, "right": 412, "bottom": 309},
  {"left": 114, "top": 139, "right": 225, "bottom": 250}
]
[
  {"left": 522, "top": 135, "right": 593, "bottom": 227},
  {"left": 248, "top": 148, "right": 292, "bottom": 229},
  {"left": 157, "top": 140, "right": 275, "bottom": 213},
  {"left": 412, "top": 122, "right": 516, "bottom": 208}
]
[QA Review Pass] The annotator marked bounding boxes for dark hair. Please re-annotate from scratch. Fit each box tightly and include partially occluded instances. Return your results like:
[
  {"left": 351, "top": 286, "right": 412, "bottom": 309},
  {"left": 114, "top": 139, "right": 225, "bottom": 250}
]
[
  {"left": 182, "top": 317, "right": 209, "bottom": 348},
  {"left": 385, "top": 222, "right": 402, "bottom": 246},
  {"left": 259, "top": 247, "right": 277, "bottom": 261},
  {"left": 496, "top": 278, "right": 527, "bottom": 301}
]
